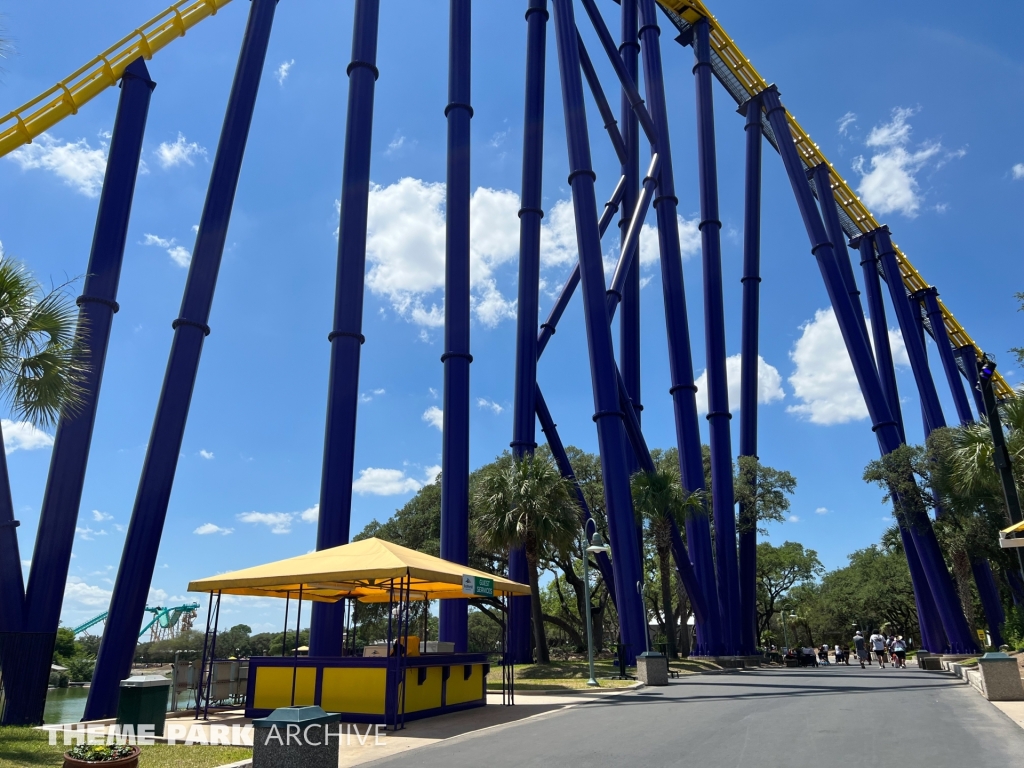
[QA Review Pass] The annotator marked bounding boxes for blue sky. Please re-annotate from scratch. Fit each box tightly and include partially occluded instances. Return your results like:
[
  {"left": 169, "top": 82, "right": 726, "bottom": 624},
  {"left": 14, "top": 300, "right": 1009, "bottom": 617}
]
[{"left": 0, "top": 0, "right": 1021, "bottom": 634}]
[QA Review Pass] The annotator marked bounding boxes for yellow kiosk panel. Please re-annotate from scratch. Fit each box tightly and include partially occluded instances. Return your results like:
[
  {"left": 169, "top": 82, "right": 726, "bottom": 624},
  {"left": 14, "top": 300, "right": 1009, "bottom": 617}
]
[
  {"left": 252, "top": 665, "right": 316, "bottom": 710},
  {"left": 321, "top": 667, "right": 387, "bottom": 715},
  {"left": 445, "top": 664, "right": 484, "bottom": 706}
]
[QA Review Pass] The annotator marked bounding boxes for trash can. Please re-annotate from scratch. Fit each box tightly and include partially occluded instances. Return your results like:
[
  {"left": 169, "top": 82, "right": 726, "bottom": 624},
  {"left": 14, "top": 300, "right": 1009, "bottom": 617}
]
[
  {"left": 252, "top": 706, "right": 342, "bottom": 768},
  {"left": 117, "top": 675, "right": 172, "bottom": 737}
]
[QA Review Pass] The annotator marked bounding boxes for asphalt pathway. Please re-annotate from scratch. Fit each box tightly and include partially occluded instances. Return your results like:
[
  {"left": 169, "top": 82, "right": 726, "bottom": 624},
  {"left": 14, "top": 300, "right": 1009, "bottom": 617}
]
[{"left": 364, "top": 665, "right": 1024, "bottom": 768}]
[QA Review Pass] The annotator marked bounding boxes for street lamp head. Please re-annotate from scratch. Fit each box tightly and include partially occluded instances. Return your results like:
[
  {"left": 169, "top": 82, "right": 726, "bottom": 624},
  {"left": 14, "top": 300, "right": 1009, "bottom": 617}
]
[{"left": 586, "top": 531, "right": 610, "bottom": 554}]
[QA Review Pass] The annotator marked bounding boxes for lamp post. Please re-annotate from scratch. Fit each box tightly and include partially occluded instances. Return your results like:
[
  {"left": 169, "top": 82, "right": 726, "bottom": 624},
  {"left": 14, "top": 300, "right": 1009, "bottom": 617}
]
[{"left": 582, "top": 519, "right": 611, "bottom": 687}]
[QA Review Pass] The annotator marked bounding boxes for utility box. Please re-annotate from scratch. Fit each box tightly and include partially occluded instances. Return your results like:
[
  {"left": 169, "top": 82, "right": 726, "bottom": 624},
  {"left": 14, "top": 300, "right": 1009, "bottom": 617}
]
[
  {"left": 977, "top": 652, "right": 1024, "bottom": 701},
  {"left": 117, "top": 675, "right": 171, "bottom": 737},
  {"left": 253, "top": 705, "right": 341, "bottom": 768},
  {"left": 637, "top": 652, "right": 669, "bottom": 686}
]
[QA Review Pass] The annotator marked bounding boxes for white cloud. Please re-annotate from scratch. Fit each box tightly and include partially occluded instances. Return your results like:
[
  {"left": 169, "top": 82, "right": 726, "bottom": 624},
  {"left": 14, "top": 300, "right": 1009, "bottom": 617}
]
[
  {"left": 852, "top": 108, "right": 959, "bottom": 217},
  {"left": 837, "top": 112, "right": 857, "bottom": 136},
  {"left": 199, "top": 449, "right": 214, "bottom": 460},
  {"left": 299, "top": 504, "right": 319, "bottom": 523},
  {"left": 786, "top": 307, "right": 908, "bottom": 425},
  {"left": 2, "top": 420, "right": 54, "bottom": 454},
  {"left": 635, "top": 214, "right": 701, "bottom": 269},
  {"left": 788, "top": 515, "right": 800, "bottom": 523},
  {"left": 360, "top": 388, "right": 387, "bottom": 403},
  {"left": 238, "top": 511, "right": 294, "bottom": 534},
  {"left": 7, "top": 132, "right": 108, "bottom": 197},
  {"left": 1013, "top": 164, "right": 1024, "bottom": 180},
  {"left": 693, "top": 355, "right": 784, "bottom": 415},
  {"left": 142, "top": 233, "right": 191, "bottom": 268},
  {"left": 92, "top": 510, "right": 113, "bottom": 522},
  {"left": 476, "top": 397, "right": 504, "bottom": 415},
  {"left": 423, "top": 465, "right": 441, "bottom": 484},
  {"left": 194, "top": 522, "right": 233, "bottom": 535},
  {"left": 352, "top": 467, "right": 423, "bottom": 496},
  {"left": 423, "top": 405, "right": 444, "bottom": 431},
  {"left": 65, "top": 577, "right": 112, "bottom": 608},
  {"left": 815, "top": 507, "right": 829, "bottom": 515},
  {"left": 429, "top": 387, "right": 439, "bottom": 399},
  {"left": 155, "top": 133, "right": 207, "bottom": 169},
  {"left": 275, "top": 59, "right": 294, "bottom": 86},
  {"left": 75, "top": 526, "right": 108, "bottom": 541}
]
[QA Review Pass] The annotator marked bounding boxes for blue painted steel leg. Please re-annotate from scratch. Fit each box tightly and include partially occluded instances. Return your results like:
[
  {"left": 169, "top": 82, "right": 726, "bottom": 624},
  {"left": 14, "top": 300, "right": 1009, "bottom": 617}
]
[
  {"left": 550, "top": 0, "right": 645, "bottom": 664},
  {"left": 763, "top": 84, "right": 975, "bottom": 654},
  {"left": 920, "top": 287, "right": 1005, "bottom": 645},
  {"left": 439, "top": 0, "right": 472, "bottom": 653},
  {"left": 508, "top": 0, "right": 548, "bottom": 664},
  {"left": 0, "top": 58, "right": 155, "bottom": 727},
  {"left": 958, "top": 344, "right": 988, "bottom": 420},
  {"left": 854, "top": 233, "right": 945, "bottom": 652},
  {"left": 618, "top": 0, "right": 643, "bottom": 569},
  {"left": 310, "top": 0, "right": 381, "bottom": 658},
  {"left": 637, "top": 0, "right": 721, "bottom": 657},
  {"left": 693, "top": 18, "right": 740, "bottom": 655},
  {"left": 737, "top": 95, "right": 762, "bottom": 656},
  {"left": 84, "top": 0, "right": 278, "bottom": 720}
]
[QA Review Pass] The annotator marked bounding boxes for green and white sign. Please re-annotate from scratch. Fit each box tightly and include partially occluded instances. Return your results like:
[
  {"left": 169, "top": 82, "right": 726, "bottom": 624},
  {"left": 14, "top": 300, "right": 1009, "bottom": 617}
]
[{"left": 462, "top": 574, "right": 494, "bottom": 597}]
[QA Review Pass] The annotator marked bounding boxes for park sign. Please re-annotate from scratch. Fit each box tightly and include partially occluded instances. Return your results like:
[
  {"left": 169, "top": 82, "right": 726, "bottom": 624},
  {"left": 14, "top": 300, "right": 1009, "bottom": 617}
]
[{"left": 462, "top": 574, "right": 494, "bottom": 597}]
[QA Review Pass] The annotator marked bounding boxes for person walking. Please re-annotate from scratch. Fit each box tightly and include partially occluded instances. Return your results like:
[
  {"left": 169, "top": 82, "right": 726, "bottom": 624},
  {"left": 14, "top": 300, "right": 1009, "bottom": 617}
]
[
  {"left": 891, "top": 636, "right": 907, "bottom": 668},
  {"left": 869, "top": 630, "right": 887, "bottom": 668},
  {"left": 853, "top": 631, "right": 869, "bottom": 669}
]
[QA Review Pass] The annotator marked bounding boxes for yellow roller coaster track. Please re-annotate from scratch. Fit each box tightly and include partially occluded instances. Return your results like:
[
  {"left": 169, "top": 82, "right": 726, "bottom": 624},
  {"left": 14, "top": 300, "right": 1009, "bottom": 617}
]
[
  {"left": 0, "top": 0, "right": 234, "bottom": 158},
  {"left": 0, "top": 0, "right": 1011, "bottom": 399},
  {"left": 658, "top": 0, "right": 1013, "bottom": 400}
]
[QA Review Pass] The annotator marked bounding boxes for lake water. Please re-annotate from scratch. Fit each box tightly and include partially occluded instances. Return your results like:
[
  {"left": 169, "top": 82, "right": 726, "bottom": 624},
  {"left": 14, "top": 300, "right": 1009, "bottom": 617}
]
[{"left": 43, "top": 687, "right": 197, "bottom": 724}]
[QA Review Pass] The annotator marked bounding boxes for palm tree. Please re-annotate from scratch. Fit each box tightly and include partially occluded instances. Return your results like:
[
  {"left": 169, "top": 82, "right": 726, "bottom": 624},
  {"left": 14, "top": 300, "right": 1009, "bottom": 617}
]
[
  {"left": 0, "top": 258, "right": 88, "bottom": 427},
  {"left": 630, "top": 469, "right": 702, "bottom": 659},
  {"left": 474, "top": 453, "right": 580, "bottom": 664}
]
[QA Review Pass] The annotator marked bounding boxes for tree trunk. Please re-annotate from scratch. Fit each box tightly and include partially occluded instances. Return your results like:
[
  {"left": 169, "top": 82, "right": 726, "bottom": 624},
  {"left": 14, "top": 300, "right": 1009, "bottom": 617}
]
[
  {"left": 674, "top": 580, "right": 691, "bottom": 657},
  {"left": 657, "top": 542, "right": 677, "bottom": 658},
  {"left": 951, "top": 547, "right": 977, "bottom": 633},
  {"left": 527, "top": 555, "right": 549, "bottom": 664}
]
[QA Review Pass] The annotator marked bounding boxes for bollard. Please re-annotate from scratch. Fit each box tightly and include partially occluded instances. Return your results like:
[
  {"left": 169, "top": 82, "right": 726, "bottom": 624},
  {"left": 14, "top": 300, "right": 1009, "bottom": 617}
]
[
  {"left": 636, "top": 652, "right": 668, "bottom": 686},
  {"left": 976, "top": 652, "right": 1024, "bottom": 701}
]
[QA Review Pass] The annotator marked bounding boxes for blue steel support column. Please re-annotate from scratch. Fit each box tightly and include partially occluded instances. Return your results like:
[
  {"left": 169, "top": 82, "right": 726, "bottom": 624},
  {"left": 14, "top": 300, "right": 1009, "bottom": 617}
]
[
  {"left": 693, "top": 18, "right": 740, "bottom": 655},
  {"left": 920, "top": 287, "right": 1005, "bottom": 645},
  {"left": 2, "top": 58, "right": 155, "bottom": 727},
  {"left": 309, "top": 0, "right": 380, "bottom": 657},
  {"left": 737, "top": 95, "right": 762, "bottom": 657},
  {"left": 637, "top": 0, "right": 721, "bottom": 656},
  {"left": 958, "top": 344, "right": 988, "bottom": 420},
  {"left": 855, "top": 233, "right": 945, "bottom": 652},
  {"left": 618, "top": 0, "right": 643, "bottom": 567},
  {"left": 439, "top": 0, "right": 472, "bottom": 653},
  {"left": 764, "top": 85, "right": 975, "bottom": 653},
  {"left": 874, "top": 228, "right": 946, "bottom": 436},
  {"left": 84, "top": 0, "right": 278, "bottom": 720},
  {"left": 921, "top": 288, "right": 975, "bottom": 426},
  {"left": 550, "top": 0, "right": 645, "bottom": 663},
  {"left": 508, "top": 0, "right": 548, "bottom": 665}
]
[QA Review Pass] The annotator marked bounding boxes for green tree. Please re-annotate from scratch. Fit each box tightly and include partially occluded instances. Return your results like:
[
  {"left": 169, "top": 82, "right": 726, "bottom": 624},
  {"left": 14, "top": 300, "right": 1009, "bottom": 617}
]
[
  {"left": 1011, "top": 292, "right": 1024, "bottom": 368},
  {"left": 755, "top": 541, "right": 824, "bottom": 640},
  {"left": 474, "top": 453, "right": 581, "bottom": 664},
  {"left": 734, "top": 456, "right": 797, "bottom": 535},
  {"left": 52, "top": 626, "right": 76, "bottom": 663},
  {"left": 0, "top": 258, "right": 89, "bottom": 428}
]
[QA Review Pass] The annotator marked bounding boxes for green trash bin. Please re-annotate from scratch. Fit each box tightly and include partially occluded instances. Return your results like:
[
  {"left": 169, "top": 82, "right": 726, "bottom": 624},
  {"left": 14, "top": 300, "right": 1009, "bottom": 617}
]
[{"left": 117, "top": 675, "right": 172, "bottom": 737}]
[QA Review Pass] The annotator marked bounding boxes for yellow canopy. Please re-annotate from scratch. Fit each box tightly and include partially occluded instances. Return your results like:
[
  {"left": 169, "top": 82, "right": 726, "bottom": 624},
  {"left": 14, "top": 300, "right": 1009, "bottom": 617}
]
[{"left": 187, "top": 537, "right": 530, "bottom": 602}]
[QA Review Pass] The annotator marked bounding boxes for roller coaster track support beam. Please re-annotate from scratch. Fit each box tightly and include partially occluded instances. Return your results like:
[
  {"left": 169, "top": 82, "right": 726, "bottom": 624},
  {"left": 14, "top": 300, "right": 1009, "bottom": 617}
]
[
  {"left": 766, "top": 84, "right": 977, "bottom": 654},
  {"left": 551, "top": 0, "right": 645, "bottom": 665},
  {"left": 958, "top": 344, "right": 988, "bottom": 420},
  {"left": 439, "top": 0, "right": 472, "bottom": 653},
  {"left": 85, "top": 0, "right": 278, "bottom": 720},
  {"left": 0, "top": 58, "right": 155, "bottom": 728},
  {"left": 853, "top": 233, "right": 946, "bottom": 653},
  {"left": 637, "top": 0, "right": 721, "bottom": 656},
  {"left": 737, "top": 93, "right": 762, "bottom": 657},
  {"left": 309, "top": 0, "right": 381, "bottom": 658},
  {"left": 693, "top": 17, "right": 740, "bottom": 655},
  {"left": 508, "top": 0, "right": 548, "bottom": 665},
  {"left": 618, "top": 0, "right": 644, "bottom": 574},
  {"left": 920, "top": 288, "right": 974, "bottom": 427}
]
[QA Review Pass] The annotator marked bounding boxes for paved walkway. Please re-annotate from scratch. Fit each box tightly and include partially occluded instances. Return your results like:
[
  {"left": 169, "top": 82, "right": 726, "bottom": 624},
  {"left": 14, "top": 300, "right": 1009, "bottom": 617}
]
[{"left": 355, "top": 667, "right": 1024, "bottom": 768}]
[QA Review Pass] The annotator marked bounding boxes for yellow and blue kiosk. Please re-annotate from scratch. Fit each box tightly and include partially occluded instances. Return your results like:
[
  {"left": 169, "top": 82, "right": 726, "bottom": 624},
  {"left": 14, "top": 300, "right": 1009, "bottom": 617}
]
[{"left": 187, "top": 538, "right": 529, "bottom": 728}]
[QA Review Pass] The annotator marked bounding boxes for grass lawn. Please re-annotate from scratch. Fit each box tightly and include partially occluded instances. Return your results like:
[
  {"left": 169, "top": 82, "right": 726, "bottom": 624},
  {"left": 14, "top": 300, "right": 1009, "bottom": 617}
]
[
  {"left": 0, "top": 727, "right": 251, "bottom": 768},
  {"left": 484, "top": 656, "right": 723, "bottom": 690}
]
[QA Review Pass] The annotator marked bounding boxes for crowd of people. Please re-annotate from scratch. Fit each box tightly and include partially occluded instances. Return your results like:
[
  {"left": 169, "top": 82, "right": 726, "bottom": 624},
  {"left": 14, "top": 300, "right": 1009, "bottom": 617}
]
[{"left": 777, "top": 631, "right": 910, "bottom": 669}]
